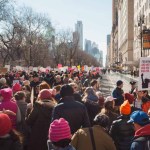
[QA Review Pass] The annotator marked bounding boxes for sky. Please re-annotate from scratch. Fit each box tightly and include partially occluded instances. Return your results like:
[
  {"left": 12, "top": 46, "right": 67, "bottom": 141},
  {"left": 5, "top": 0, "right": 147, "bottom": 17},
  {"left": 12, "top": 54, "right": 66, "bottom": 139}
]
[{"left": 16, "top": 0, "right": 112, "bottom": 64}]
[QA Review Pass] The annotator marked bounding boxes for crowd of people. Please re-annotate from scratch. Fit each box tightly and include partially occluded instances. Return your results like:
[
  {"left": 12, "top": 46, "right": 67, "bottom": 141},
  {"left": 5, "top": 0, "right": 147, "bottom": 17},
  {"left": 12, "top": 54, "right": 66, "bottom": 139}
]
[{"left": 0, "top": 69, "right": 150, "bottom": 150}]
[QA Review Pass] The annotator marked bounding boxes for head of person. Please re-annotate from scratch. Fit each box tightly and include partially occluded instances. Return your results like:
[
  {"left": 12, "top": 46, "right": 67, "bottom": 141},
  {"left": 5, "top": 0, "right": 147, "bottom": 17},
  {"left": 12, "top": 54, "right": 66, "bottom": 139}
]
[
  {"left": 54, "top": 85, "right": 61, "bottom": 94},
  {"left": 0, "top": 78, "right": 7, "bottom": 86},
  {"left": 0, "top": 113, "right": 12, "bottom": 137},
  {"left": 130, "top": 81, "right": 136, "bottom": 89},
  {"left": 12, "top": 83, "right": 21, "bottom": 94},
  {"left": 38, "top": 89, "right": 53, "bottom": 101},
  {"left": 60, "top": 85, "right": 74, "bottom": 98},
  {"left": 136, "top": 90, "right": 144, "bottom": 99},
  {"left": 104, "top": 96, "right": 116, "bottom": 111},
  {"left": 128, "top": 111, "right": 150, "bottom": 131},
  {"left": 93, "top": 113, "right": 109, "bottom": 129},
  {"left": 55, "top": 75, "right": 61, "bottom": 82},
  {"left": 69, "top": 83, "right": 78, "bottom": 92},
  {"left": 14, "top": 91, "right": 26, "bottom": 102},
  {"left": 48, "top": 118, "right": 71, "bottom": 148},
  {"left": 120, "top": 100, "right": 131, "bottom": 115},
  {"left": 22, "top": 85, "right": 31, "bottom": 92},
  {"left": 116, "top": 80, "right": 123, "bottom": 88},
  {"left": 0, "top": 88, "right": 13, "bottom": 102},
  {"left": 33, "top": 74, "right": 39, "bottom": 82},
  {"left": 39, "top": 82, "right": 50, "bottom": 91},
  {"left": 143, "top": 90, "right": 149, "bottom": 97},
  {"left": 124, "top": 93, "right": 135, "bottom": 104},
  {"left": 90, "top": 80, "right": 99, "bottom": 90}
]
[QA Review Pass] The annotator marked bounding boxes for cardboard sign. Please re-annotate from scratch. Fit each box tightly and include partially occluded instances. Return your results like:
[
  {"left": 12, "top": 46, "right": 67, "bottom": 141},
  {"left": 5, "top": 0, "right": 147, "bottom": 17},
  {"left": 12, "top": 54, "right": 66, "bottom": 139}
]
[{"left": 0, "top": 68, "right": 8, "bottom": 74}]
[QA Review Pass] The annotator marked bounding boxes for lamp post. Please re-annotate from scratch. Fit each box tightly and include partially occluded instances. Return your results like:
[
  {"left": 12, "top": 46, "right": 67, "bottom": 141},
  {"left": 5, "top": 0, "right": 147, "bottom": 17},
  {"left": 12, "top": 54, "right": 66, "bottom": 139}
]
[
  {"left": 138, "top": 15, "right": 145, "bottom": 57},
  {"left": 29, "top": 40, "right": 32, "bottom": 66}
]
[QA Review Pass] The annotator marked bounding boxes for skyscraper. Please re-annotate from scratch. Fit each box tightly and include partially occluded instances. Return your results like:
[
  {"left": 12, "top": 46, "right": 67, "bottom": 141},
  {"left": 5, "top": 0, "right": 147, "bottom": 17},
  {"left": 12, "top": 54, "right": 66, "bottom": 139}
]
[
  {"left": 75, "top": 21, "right": 83, "bottom": 50},
  {"left": 85, "top": 39, "right": 92, "bottom": 53}
]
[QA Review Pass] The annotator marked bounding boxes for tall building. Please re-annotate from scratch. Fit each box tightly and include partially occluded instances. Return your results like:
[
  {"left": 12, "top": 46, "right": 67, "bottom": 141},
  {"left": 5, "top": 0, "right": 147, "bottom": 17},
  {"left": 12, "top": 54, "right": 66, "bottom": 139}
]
[
  {"left": 134, "top": 0, "right": 150, "bottom": 62},
  {"left": 106, "top": 34, "right": 111, "bottom": 67},
  {"left": 107, "top": 34, "right": 111, "bottom": 46},
  {"left": 85, "top": 39, "right": 92, "bottom": 53},
  {"left": 75, "top": 21, "right": 83, "bottom": 50},
  {"left": 118, "top": 0, "right": 134, "bottom": 68}
]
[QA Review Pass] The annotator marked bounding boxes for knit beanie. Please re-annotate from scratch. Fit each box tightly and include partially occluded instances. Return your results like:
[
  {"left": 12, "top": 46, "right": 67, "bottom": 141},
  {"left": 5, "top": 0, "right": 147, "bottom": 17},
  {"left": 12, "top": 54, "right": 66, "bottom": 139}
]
[
  {"left": 120, "top": 100, "right": 131, "bottom": 115},
  {"left": 49, "top": 118, "right": 71, "bottom": 142},
  {"left": 0, "top": 114, "right": 12, "bottom": 136},
  {"left": 38, "top": 89, "right": 52, "bottom": 100},
  {"left": 12, "top": 83, "right": 21, "bottom": 93},
  {"left": 124, "top": 93, "right": 135, "bottom": 104},
  {"left": 0, "top": 88, "right": 12, "bottom": 100}
]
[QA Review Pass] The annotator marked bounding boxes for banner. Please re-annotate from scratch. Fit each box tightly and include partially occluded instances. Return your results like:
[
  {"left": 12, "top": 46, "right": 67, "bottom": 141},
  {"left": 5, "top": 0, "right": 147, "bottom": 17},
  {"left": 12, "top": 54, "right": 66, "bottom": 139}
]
[
  {"left": 58, "top": 64, "right": 62, "bottom": 68},
  {"left": 138, "top": 57, "right": 150, "bottom": 90},
  {"left": 143, "top": 29, "right": 150, "bottom": 50}
]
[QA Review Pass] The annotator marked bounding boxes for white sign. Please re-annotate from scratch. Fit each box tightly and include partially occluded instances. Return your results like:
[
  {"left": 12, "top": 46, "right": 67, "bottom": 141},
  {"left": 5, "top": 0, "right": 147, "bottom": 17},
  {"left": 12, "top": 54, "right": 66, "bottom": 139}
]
[{"left": 138, "top": 57, "right": 150, "bottom": 90}]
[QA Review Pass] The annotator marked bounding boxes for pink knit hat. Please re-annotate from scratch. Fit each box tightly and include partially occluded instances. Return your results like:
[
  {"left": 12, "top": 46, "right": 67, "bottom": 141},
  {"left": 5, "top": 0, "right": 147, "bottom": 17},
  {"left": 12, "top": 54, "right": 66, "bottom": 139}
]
[
  {"left": 49, "top": 118, "right": 71, "bottom": 142},
  {"left": 0, "top": 88, "right": 13, "bottom": 101},
  {"left": 12, "top": 83, "right": 21, "bottom": 93},
  {"left": 38, "top": 89, "right": 52, "bottom": 100}
]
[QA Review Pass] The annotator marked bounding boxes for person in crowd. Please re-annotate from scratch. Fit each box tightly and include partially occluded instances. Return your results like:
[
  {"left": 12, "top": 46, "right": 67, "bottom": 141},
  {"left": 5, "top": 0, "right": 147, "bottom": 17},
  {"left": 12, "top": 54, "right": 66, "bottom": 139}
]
[
  {"left": 71, "top": 113, "right": 116, "bottom": 150},
  {"left": 82, "top": 87, "right": 100, "bottom": 125},
  {"left": 0, "top": 113, "right": 23, "bottom": 150},
  {"left": 100, "top": 96, "right": 118, "bottom": 130},
  {"left": 143, "top": 90, "right": 150, "bottom": 100},
  {"left": 48, "top": 118, "right": 76, "bottom": 150},
  {"left": 0, "top": 77, "right": 8, "bottom": 89},
  {"left": 14, "top": 91, "right": 29, "bottom": 150},
  {"left": 74, "top": 77, "right": 82, "bottom": 92},
  {"left": 109, "top": 100, "right": 135, "bottom": 150},
  {"left": 129, "top": 81, "right": 136, "bottom": 95},
  {"left": 63, "top": 74, "right": 69, "bottom": 84},
  {"left": 12, "top": 83, "right": 22, "bottom": 94},
  {"left": 90, "top": 79, "right": 100, "bottom": 92},
  {"left": 0, "top": 88, "right": 21, "bottom": 128},
  {"left": 53, "top": 75, "right": 63, "bottom": 86},
  {"left": 39, "top": 81, "right": 50, "bottom": 91},
  {"left": 112, "top": 80, "right": 124, "bottom": 106},
  {"left": 96, "top": 91, "right": 105, "bottom": 108},
  {"left": 22, "top": 85, "right": 31, "bottom": 104},
  {"left": 124, "top": 93, "right": 135, "bottom": 104},
  {"left": 26, "top": 89, "right": 56, "bottom": 150},
  {"left": 133, "top": 90, "right": 150, "bottom": 113},
  {"left": 52, "top": 84, "right": 90, "bottom": 134},
  {"left": 128, "top": 111, "right": 150, "bottom": 150},
  {"left": 69, "top": 83, "right": 82, "bottom": 103},
  {"left": 54, "top": 85, "right": 62, "bottom": 102}
]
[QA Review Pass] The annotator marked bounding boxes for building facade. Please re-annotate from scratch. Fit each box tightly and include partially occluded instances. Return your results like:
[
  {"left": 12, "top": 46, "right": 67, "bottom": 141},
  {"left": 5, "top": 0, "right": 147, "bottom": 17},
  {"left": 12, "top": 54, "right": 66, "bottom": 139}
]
[
  {"left": 134, "top": 0, "right": 150, "bottom": 63},
  {"left": 85, "top": 39, "right": 92, "bottom": 53},
  {"left": 118, "top": 0, "right": 134, "bottom": 69},
  {"left": 75, "top": 21, "right": 83, "bottom": 50}
]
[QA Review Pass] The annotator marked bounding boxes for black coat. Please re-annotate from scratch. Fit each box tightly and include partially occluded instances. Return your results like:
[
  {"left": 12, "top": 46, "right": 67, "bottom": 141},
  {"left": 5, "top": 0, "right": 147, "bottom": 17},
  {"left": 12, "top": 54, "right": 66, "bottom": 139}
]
[
  {"left": 109, "top": 115, "right": 135, "bottom": 150},
  {"left": 26, "top": 100, "right": 55, "bottom": 150},
  {"left": 52, "top": 96, "right": 91, "bottom": 134},
  {"left": 0, "top": 136, "right": 22, "bottom": 150}
]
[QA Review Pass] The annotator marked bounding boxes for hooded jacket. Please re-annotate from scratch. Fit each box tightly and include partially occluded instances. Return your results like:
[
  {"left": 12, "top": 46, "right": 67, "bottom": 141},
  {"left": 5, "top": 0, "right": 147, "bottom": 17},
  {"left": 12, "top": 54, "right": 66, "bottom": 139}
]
[
  {"left": 26, "top": 99, "right": 56, "bottom": 150},
  {"left": 0, "top": 88, "right": 17, "bottom": 128},
  {"left": 130, "top": 124, "right": 150, "bottom": 150}
]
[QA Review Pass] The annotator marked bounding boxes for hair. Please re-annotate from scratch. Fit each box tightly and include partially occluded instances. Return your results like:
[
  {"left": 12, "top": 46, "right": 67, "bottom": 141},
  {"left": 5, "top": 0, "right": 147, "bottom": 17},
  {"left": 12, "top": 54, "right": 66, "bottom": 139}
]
[
  {"left": 39, "top": 82, "right": 50, "bottom": 91},
  {"left": 90, "top": 80, "right": 98, "bottom": 87},
  {"left": 54, "top": 85, "right": 62, "bottom": 92},
  {"left": 69, "top": 83, "right": 77, "bottom": 88},
  {"left": 14, "top": 91, "right": 26, "bottom": 101},
  {"left": 52, "top": 139, "right": 71, "bottom": 148},
  {"left": 23, "top": 85, "right": 31, "bottom": 92},
  {"left": 10, "top": 129, "right": 23, "bottom": 144},
  {"left": 103, "top": 100, "right": 114, "bottom": 112}
]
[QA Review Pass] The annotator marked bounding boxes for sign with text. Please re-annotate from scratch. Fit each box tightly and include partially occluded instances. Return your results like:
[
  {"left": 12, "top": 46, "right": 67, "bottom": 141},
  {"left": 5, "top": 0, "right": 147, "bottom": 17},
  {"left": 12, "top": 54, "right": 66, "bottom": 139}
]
[
  {"left": 143, "top": 29, "right": 150, "bottom": 50},
  {"left": 138, "top": 57, "right": 150, "bottom": 90}
]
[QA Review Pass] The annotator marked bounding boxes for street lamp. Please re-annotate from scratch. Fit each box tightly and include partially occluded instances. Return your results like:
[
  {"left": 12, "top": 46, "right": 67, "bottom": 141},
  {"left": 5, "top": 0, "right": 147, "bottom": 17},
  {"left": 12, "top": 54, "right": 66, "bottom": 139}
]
[
  {"left": 138, "top": 15, "right": 145, "bottom": 57},
  {"left": 29, "top": 40, "right": 32, "bottom": 66}
]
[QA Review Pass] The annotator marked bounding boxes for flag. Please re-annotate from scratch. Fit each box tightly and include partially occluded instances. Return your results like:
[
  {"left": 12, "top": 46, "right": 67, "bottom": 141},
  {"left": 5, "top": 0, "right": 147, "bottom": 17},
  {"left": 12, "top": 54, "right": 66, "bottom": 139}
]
[{"left": 77, "top": 65, "right": 80, "bottom": 70}]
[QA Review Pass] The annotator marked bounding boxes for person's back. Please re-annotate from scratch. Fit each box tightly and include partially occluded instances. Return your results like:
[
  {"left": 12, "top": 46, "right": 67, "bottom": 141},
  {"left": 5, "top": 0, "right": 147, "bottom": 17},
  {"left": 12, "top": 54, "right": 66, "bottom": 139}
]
[
  {"left": 109, "top": 100, "right": 134, "bottom": 150},
  {"left": 52, "top": 85, "right": 90, "bottom": 134},
  {"left": 71, "top": 114, "right": 116, "bottom": 150}
]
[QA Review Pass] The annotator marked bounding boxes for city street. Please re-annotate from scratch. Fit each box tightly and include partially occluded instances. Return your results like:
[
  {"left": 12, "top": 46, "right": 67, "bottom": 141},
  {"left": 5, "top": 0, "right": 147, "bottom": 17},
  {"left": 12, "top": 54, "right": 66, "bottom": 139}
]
[{"left": 100, "top": 72, "right": 138, "bottom": 97}]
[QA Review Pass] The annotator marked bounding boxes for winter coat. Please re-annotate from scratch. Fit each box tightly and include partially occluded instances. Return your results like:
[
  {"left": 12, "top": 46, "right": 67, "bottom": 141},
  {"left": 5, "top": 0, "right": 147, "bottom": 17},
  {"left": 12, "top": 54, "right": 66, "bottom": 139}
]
[
  {"left": 26, "top": 100, "right": 56, "bottom": 150},
  {"left": 0, "top": 135, "right": 23, "bottom": 150},
  {"left": 71, "top": 125, "right": 116, "bottom": 150},
  {"left": 52, "top": 96, "right": 91, "bottom": 134},
  {"left": 0, "top": 98, "right": 18, "bottom": 129},
  {"left": 109, "top": 115, "right": 135, "bottom": 150},
  {"left": 83, "top": 99, "right": 100, "bottom": 125},
  {"left": 130, "top": 124, "right": 150, "bottom": 150},
  {"left": 112, "top": 87, "right": 124, "bottom": 106}
]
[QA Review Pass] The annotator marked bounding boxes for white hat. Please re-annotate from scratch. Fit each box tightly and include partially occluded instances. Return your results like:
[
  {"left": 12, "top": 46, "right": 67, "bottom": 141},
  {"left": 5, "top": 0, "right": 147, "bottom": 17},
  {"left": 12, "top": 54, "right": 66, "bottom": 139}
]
[{"left": 105, "top": 96, "right": 116, "bottom": 103}]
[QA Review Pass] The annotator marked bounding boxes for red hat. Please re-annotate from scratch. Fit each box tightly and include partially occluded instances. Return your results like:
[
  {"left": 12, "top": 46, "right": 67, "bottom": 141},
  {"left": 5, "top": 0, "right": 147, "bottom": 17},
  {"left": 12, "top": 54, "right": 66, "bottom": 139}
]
[
  {"left": 0, "top": 114, "right": 12, "bottom": 136},
  {"left": 38, "top": 89, "right": 52, "bottom": 100},
  {"left": 125, "top": 93, "right": 134, "bottom": 104},
  {"left": 49, "top": 118, "right": 71, "bottom": 142},
  {"left": 12, "top": 83, "right": 21, "bottom": 93},
  {"left": 0, "top": 88, "right": 12, "bottom": 101}
]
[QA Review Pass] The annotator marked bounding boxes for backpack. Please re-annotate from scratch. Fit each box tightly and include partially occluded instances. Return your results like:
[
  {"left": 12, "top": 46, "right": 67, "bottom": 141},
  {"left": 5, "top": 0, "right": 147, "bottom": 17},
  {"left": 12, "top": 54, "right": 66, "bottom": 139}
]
[{"left": 144, "top": 136, "right": 150, "bottom": 150}]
